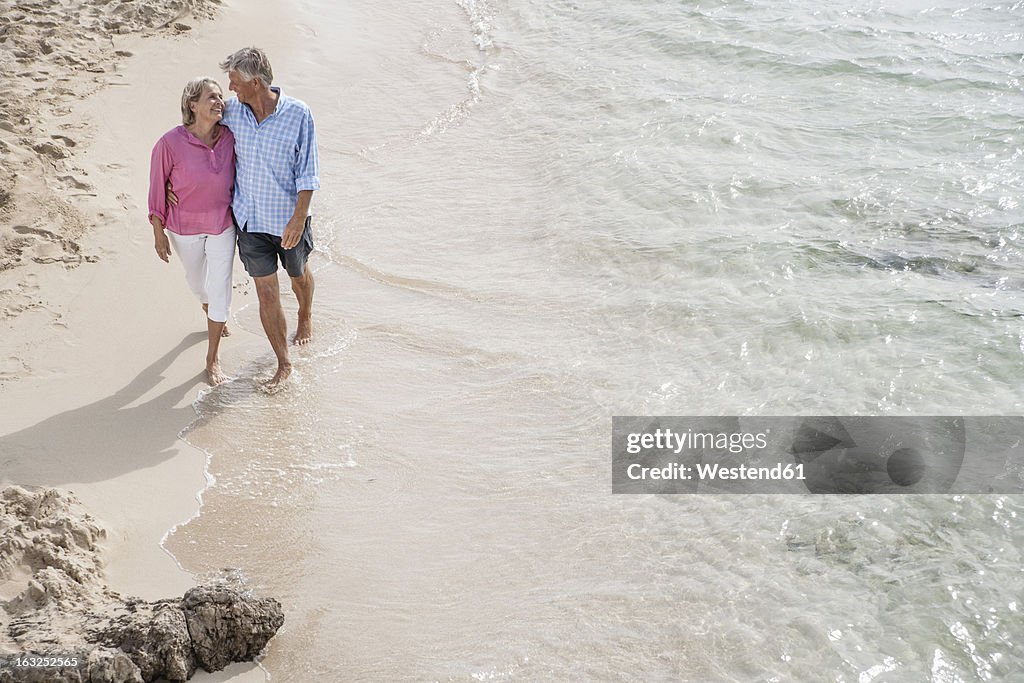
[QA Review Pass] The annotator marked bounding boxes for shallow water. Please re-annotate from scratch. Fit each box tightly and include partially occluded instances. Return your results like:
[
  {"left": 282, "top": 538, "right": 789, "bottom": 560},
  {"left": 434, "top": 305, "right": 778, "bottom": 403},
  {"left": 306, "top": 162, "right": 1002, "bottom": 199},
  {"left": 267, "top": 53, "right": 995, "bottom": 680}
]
[{"left": 169, "top": 0, "right": 1024, "bottom": 679}]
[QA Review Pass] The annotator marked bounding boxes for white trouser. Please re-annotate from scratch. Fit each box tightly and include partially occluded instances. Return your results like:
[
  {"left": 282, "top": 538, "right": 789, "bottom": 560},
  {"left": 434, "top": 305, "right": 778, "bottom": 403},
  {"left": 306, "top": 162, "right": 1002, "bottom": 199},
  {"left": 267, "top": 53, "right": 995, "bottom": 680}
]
[{"left": 167, "top": 228, "right": 235, "bottom": 323}]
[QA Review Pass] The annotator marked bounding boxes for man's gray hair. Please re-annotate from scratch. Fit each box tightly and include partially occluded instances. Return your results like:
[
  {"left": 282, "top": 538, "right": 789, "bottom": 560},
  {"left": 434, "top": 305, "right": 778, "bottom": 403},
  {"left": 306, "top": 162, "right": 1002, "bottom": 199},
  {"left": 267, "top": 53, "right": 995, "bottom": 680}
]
[
  {"left": 219, "top": 47, "right": 274, "bottom": 86},
  {"left": 181, "top": 77, "right": 222, "bottom": 125}
]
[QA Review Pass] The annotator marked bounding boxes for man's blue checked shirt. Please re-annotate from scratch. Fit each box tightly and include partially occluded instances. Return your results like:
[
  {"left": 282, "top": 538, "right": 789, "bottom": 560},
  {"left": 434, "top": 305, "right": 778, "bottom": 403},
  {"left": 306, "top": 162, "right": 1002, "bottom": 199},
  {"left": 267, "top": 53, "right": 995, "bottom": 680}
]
[{"left": 222, "top": 88, "right": 320, "bottom": 237}]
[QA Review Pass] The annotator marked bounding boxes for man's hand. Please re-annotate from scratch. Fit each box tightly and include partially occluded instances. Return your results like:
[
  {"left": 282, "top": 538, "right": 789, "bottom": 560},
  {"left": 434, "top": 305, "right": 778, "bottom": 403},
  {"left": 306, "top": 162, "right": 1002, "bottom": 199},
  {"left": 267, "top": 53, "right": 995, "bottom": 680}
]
[
  {"left": 282, "top": 190, "right": 314, "bottom": 250},
  {"left": 166, "top": 180, "right": 179, "bottom": 206},
  {"left": 281, "top": 214, "right": 306, "bottom": 250}
]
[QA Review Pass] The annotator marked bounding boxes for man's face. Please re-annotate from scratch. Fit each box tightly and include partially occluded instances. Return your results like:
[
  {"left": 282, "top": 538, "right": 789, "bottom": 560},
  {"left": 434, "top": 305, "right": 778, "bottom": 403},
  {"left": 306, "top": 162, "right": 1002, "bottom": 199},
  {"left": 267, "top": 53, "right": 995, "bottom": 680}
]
[{"left": 227, "top": 70, "right": 259, "bottom": 104}]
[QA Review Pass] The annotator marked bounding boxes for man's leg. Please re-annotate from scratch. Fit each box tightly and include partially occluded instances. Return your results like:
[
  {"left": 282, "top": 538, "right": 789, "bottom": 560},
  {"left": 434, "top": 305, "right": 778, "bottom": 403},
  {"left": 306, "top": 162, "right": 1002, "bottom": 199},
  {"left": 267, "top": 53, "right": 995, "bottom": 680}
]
[
  {"left": 290, "top": 269, "right": 314, "bottom": 345},
  {"left": 253, "top": 272, "right": 292, "bottom": 388}
]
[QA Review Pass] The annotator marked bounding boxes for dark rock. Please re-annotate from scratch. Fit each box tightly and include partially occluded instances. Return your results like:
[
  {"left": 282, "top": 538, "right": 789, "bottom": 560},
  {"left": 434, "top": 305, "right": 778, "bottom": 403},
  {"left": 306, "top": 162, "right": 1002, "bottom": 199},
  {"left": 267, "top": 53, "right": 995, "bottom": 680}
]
[
  {"left": 183, "top": 585, "right": 284, "bottom": 672},
  {"left": 93, "top": 599, "right": 196, "bottom": 681}
]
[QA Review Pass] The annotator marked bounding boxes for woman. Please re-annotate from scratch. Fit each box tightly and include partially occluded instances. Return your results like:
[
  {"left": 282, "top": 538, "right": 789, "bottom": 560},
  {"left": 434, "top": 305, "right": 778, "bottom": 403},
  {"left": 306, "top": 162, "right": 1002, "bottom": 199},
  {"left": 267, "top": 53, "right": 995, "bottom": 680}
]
[{"left": 148, "top": 77, "right": 236, "bottom": 385}]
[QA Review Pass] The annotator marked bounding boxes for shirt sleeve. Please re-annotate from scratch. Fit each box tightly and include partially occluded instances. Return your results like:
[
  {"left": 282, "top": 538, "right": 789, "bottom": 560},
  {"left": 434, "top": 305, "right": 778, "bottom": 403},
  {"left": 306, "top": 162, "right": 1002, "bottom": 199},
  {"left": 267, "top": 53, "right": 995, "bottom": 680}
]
[
  {"left": 221, "top": 97, "right": 240, "bottom": 130},
  {"left": 148, "top": 136, "right": 173, "bottom": 224},
  {"left": 294, "top": 107, "right": 321, "bottom": 192}
]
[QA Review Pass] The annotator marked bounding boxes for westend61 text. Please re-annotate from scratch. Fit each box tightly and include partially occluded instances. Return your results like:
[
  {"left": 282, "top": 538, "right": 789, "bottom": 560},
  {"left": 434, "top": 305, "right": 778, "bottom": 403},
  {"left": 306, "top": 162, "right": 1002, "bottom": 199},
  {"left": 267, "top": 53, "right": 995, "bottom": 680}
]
[{"left": 627, "top": 462, "right": 806, "bottom": 482}]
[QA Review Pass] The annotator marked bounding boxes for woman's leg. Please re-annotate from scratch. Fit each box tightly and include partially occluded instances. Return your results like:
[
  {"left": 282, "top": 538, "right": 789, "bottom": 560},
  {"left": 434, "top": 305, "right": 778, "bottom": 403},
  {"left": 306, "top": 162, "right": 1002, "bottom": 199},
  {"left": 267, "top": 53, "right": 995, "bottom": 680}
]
[
  {"left": 202, "top": 228, "right": 237, "bottom": 384},
  {"left": 166, "top": 231, "right": 208, "bottom": 306},
  {"left": 204, "top": 317, "right": 227, "bottom": 385},
  {"left": 202, "top": 303, "right": 231, "bottom": 336}
]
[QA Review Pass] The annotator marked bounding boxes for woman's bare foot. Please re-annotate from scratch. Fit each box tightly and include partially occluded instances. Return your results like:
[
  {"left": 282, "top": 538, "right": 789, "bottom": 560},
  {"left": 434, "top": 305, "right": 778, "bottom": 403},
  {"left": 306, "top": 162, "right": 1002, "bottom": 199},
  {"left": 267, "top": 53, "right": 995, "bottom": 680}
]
[
  {"left": 207, "top": 360, "right": 227, "bottom": 386},
  {"left": 207, "top": 319, "right": 228, "bottom": 384}
]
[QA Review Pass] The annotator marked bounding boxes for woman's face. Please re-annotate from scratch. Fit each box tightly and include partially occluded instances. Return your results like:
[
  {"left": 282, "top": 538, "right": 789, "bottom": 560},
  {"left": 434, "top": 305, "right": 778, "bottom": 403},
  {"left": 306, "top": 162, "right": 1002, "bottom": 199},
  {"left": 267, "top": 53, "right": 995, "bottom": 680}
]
[{"left": 192, "top": 84, "right": 225, "bottom": 124}]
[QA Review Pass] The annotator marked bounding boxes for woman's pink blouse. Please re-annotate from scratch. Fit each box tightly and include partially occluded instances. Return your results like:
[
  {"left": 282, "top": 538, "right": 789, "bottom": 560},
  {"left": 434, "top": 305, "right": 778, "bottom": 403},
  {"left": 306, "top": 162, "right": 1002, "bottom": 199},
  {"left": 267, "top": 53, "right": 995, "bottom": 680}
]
[{"left": 148, "top": 125, "right": 235, "bottom": 235}]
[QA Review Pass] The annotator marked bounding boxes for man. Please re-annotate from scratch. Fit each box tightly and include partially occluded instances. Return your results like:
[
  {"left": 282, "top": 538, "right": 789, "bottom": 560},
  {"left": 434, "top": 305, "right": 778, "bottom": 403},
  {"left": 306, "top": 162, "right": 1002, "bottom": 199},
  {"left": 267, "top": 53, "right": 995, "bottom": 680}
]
[{"left": 219, "top": 46, "right": 320, "bottom": 389}]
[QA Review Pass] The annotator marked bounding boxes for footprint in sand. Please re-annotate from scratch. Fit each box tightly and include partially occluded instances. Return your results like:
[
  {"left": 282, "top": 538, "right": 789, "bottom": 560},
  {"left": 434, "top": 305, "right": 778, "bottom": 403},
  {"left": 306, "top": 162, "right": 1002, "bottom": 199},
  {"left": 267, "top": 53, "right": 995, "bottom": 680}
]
[
  {"left": 32, "top": 140, "right": 68, "bottom": 159},
  {"left": 0, "top": 277, "right": 55, "bottom": 321},
  {"left": 58, "top": 174, "right": 93, "bottom": 191},
  {"left": 13, "top": 225, "right": 60, "bottom": 240},
  {"left": 10, "top": 225, "right": 83, "bottom": 266},
  {"left": 0, "top": 357, "right": 29, "bottom": 380}
]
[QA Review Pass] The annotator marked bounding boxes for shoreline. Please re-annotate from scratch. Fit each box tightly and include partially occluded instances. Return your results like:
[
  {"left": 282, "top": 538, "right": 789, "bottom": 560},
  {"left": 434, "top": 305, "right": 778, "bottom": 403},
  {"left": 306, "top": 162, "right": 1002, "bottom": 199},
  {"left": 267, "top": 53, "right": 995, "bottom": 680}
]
[{"left": 0, "top": 0, "right": 299, "bottom": 679}]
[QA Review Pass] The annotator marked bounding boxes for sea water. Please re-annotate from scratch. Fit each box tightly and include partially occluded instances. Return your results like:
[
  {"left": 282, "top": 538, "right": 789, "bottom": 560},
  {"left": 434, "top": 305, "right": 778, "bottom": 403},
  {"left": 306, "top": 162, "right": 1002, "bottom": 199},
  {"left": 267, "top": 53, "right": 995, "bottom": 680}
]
[{"left": 169, "top": 0, "right": 1024, "bottom": 679}]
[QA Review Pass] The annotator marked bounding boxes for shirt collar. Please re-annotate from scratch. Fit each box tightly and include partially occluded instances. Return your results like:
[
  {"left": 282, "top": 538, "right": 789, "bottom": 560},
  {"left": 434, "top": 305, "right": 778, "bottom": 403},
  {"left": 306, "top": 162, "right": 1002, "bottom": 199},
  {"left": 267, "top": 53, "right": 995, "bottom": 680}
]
[
  {"left": 178, "top": 124, "right": 226, "bottom": 149},
  {"left": 237, "top": 87, "right": 288, "bottom": 124}
]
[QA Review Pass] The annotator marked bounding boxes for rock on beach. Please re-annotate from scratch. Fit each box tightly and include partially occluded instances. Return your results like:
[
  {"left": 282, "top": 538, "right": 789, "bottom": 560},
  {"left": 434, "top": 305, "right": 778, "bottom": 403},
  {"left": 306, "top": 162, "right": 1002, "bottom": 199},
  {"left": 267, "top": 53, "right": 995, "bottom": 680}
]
[{"left": 0, "top": 486, "right": 284, "bottom": 682}]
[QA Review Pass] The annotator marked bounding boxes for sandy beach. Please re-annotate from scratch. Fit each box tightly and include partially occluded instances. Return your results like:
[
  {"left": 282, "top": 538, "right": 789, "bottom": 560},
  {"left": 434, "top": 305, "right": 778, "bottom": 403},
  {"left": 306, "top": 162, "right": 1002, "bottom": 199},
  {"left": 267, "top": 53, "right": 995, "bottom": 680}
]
[{"left": 0, "top": 0, "right": 295, "bottom": 679}]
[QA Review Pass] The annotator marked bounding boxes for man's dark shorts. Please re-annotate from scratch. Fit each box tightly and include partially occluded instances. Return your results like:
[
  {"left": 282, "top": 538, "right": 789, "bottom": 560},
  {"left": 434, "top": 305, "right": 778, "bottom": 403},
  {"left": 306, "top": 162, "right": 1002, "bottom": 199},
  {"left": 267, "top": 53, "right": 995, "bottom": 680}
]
[{"left": 236, "top": 217, "right": 314, "bottom": 278}]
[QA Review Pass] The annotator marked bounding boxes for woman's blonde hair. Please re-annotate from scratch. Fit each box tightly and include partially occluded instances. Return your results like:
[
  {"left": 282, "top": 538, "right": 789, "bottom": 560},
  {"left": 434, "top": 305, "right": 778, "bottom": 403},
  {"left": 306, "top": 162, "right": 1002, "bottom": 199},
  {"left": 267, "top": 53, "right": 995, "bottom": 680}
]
[{"left": 180, "top": 77, "right": 222, "bottom": 125}]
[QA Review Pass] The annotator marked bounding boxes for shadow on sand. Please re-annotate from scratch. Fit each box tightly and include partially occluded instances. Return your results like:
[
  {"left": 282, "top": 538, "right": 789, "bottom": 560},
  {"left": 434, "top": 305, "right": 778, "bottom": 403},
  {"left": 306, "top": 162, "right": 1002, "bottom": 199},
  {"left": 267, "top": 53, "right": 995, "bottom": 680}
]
[{"left": 0, "top": 332, "right": 207, "bottom": 486}]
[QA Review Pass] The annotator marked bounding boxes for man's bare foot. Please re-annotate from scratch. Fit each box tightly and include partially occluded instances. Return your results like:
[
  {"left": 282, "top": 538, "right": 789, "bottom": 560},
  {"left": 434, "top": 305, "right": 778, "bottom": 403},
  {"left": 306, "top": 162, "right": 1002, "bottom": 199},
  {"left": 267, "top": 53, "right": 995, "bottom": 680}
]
[
  {"left": 207, "top": 361, "right": 228, "bottom": 386},
  {"left": 262, "top": 362, "right": 293, "bottom": 393},
  {"left": 293, "top": 317, "right": 312, "bottom": 345}
]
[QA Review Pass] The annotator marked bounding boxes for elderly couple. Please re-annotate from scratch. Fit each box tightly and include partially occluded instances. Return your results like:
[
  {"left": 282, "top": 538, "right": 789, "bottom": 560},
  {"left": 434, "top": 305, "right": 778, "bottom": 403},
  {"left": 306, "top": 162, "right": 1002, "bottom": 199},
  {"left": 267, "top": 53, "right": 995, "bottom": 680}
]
[{"left": 148, "top": 47, "right": 317, "bottom": 390}]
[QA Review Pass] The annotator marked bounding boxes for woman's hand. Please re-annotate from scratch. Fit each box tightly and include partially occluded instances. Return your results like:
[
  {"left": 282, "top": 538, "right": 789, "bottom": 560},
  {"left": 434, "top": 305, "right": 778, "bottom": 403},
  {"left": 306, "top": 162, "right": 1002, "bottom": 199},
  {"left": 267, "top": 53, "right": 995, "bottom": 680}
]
[
  {"left": 151, "top": 216, "right": 171, "bottom": 262},
  {"left": 154, "top": 231, "right": 171, "bottom": 262}
]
